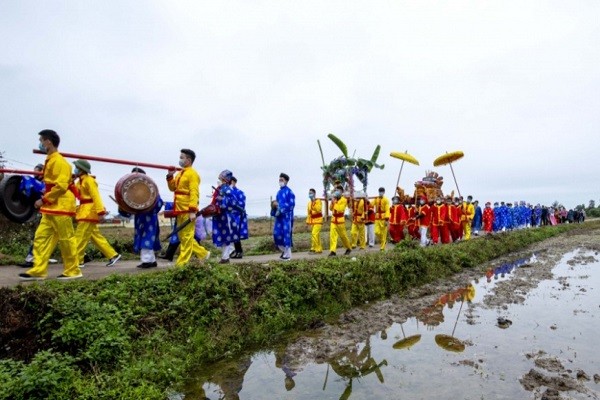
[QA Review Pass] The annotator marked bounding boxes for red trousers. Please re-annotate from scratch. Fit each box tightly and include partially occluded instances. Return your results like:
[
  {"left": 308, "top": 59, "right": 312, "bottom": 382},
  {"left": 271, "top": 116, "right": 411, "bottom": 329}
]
[
  {"left": 389, "top": 223, "right": 405, "bottom": 243},
  {"left": 408, "top": 224, "right": 420, "bottom": 240}
]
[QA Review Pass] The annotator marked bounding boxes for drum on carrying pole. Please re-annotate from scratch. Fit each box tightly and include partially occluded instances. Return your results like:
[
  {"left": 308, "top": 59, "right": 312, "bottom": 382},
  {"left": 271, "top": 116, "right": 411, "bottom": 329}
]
[
  {"left": 114, "top": 172, "right": 159, "bottom": 214},
  {"left": 199, "top": 203, "right": 220, "bottom": 217},
  {"left": 0, "top": 175, "right": 37, "bottom": 223}
]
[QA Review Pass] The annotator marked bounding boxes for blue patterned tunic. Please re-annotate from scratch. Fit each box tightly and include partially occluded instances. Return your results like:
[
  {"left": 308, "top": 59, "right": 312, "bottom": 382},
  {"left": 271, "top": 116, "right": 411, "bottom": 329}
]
[
  {"left": 271, "top": 185, "right": 295, "bottom": 247},
  {"left": 19, "top": 176, "right": 45, "bottom": 199},
  {"left": 472, "top": 204, "right": 482, "bottom": 231},
  {"left": 132, "top": 196, "right": 164, "bottom": 253},
  {"left": 212, "top": 184, "right": 245, "bottom": 246},
  {"left": 231, "top": 186, "right": 249, "bottom": 240}
]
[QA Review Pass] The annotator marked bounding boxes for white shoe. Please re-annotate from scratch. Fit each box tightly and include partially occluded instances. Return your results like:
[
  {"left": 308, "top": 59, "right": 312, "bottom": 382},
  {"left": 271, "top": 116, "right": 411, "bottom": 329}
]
[
  {"left": 49, "top": 258, "right": 58, "bottom": 264},
  {"left": 79, "top": 264, "right": 86, "bottom": 269}
]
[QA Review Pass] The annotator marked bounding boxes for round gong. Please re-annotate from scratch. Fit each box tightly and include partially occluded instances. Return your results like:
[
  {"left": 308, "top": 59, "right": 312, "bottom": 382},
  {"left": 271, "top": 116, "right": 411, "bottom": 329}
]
[
  {"left": 114, "top": 173, "right": 158, "bottom": 214},
  {"left": 0, "top": 175, "right": 36, "bottom": 223}
]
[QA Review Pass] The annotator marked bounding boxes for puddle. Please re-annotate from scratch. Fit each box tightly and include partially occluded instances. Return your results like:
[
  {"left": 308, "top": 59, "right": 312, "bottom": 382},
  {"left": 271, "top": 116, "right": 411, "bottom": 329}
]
[{"left": 184, "top": 250, "right": 600, "bottom": 399}]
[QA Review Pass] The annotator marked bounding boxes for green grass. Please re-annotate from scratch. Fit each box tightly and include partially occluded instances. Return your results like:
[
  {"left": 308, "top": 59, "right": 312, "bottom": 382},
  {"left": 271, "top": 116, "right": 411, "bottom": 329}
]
[{"left": 0, "top": 220, "right": 595, "bottom": 399}]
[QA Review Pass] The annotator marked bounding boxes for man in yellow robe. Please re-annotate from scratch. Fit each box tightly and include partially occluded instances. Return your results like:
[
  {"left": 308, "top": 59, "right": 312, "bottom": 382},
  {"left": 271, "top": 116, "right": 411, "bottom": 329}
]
[
  {"left": 167, "top": 148, "right": 210, "bottom": 266},
  {"left": 306, "top": 188, "right": 323, "bottom": 253},
  {"left": 373, "top": 187, "right": 390, "bottom": 251},
  {"left": 20, "top": 130, "right": 82, "bottom": 280},
  {"left": 72, "top": 159, "right": 121, "bottom": 267}
]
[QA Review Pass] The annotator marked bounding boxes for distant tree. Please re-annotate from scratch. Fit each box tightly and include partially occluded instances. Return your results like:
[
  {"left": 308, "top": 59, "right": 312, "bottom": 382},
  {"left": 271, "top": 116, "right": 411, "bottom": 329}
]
[
  {"left": 588, "top": 200, "right": 596, "bottom": 209},
  {"left": 0, "top": 150, "right": 5, "bottom": 169},
  {"left": 551, "top": 200, "right": 561, "bottom": 209}
]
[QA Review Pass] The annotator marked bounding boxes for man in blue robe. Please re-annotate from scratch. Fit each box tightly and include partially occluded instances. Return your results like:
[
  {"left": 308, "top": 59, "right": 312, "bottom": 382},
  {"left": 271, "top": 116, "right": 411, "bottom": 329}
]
[
  {"left": 493, "top": 202, "right": 501, "bottom": 232},
  {"left": 471, "top": 200, "right": 482, "bottom": 236},
  {"left": 120, "top": 167, "right": 164, "bottom": 268},
  {"left": 271, "top": 173, "right": 295, "bottom": 260},
  {"left": 212, "top": 170, "right": 244, "bottom": 264},
  {"left": 229, "top": 176, "right": 248, "bottom": 259}
]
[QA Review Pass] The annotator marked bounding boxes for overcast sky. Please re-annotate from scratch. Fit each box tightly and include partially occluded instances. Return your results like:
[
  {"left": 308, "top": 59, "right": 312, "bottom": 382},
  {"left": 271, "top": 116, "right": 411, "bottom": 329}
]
[{"left": 1, "top": 1, "right": 599, "bottom": 217}]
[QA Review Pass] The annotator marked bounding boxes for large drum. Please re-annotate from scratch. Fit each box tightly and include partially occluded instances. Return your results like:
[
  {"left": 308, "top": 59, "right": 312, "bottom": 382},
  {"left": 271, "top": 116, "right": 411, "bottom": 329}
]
[
  {"left": 114, "top": 173, "right": 159, "bottom": 214},
  {"left": 0, "top": 175, "right": 37, "bottom": 223}
]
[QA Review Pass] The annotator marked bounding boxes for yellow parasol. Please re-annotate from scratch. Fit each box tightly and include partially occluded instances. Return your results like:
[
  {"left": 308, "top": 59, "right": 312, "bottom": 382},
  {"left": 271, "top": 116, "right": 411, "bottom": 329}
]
[
  {"left": 392, "top": 322, "right": 421, "bottom": 350},
  {"left": 390, "top": 151, "right": 420, "bottom": 189},
  {"left": 433, "top": 150, "right": 464, "bottom": 197},
  {"left": 434, "top": 289, "right": 469, "bottom": 353},
  {"left": 434, "top": 334, "right": 465, "bottom": 353}
]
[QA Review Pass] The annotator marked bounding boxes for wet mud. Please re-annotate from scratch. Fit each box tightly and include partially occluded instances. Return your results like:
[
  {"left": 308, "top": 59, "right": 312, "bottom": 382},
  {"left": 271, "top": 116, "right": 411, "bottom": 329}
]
[{"left": 278, "top": 228, "right": 600, "bottom": 399}]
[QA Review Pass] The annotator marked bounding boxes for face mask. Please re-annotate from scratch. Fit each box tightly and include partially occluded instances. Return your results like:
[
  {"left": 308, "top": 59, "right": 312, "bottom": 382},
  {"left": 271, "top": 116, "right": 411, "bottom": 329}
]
[
  {"left": 73, "top": 168, "right": 80, "bottom": 175},
  {"left": 419, "top": 200, "right": 425, "bottom": 205},
  {"left": 378, "top": 192, "right": 384, "bottom": 197},
  {"left": 309, "top": 194, "right": 315, "bottom": 200},
  {"left": 178, "top": 160, "right": 185, "bottom": 168},
  {"left": 38, "top": 142, "right": 47, "bottom": 153},
  {"left": 279, "top": 181, "right": 285, "bottom": 187},
  {"left": 436, "top": 200, "right": 442, "bottom": 204}
]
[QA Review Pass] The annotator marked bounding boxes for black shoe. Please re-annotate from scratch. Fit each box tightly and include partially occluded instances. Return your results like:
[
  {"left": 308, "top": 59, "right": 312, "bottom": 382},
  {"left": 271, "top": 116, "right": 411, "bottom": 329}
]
[
  {"left": 137, "top": 262, "right": 157, "bottom": 269},
  {"left": 280, "top": 252, "right": 285, "bottom": 259},
  {"left": 106, "top": 254, "right": 122, "bottom": 267},
  {"left": 344, "top": 249, "right": 351, "bottom": 256},
  {"left": 57, "top": 273, "right": 83, "bottom": 280},
  {"left": 18, "top": 261, "right": 34, "bottom": 268},
  {"left": 328, "top": 251, "right": 336, "bottom": 257},
  {"left": 83, "top": 254, "right": 92, "bottom": 263},
  {"left": 219, "top": 259, "right": 230, "bottom": 264},
  {"left": 19, "top": 273, "right": 45, "bottom": 281},
  {"left": 230, "top": 252, "right": 243, "bottom": 259}
]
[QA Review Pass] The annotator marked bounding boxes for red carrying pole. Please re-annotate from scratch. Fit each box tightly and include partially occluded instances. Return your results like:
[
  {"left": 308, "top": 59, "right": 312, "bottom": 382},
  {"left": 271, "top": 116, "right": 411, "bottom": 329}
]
[
  {"left": 33, "top": 150, "right": 181, "bottom": 171},
  {"left": 0, "top": 168, "right": 42, "bottom": 175}
]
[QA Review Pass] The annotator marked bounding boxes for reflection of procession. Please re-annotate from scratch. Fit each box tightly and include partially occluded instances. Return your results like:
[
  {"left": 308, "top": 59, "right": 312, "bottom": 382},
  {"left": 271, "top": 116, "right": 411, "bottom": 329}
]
[
  {"left": 326, "top": 337, "right": 387, "bottom": 400},
  {"left": 416, "top": 282, "right": 476, "bottom": 352}
]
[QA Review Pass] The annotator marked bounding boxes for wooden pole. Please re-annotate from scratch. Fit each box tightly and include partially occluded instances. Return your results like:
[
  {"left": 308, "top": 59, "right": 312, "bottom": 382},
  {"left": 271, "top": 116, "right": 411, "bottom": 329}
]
[
  {"left": 448, "top": 162, "right": 461, "bottom": 198},
  {"left": 33, "top": 149, "right": 181, "bottom": 171},
  {"left": 0, "top": 168, "right": 42, "bottom": 175}
]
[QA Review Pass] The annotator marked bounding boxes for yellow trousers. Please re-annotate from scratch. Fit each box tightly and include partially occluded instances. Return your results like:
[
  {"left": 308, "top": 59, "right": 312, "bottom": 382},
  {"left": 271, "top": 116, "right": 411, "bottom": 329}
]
[
  {"left": 462, "top": 221, "right": 472, "bottom": 240},
  {"left": 27, "top": 214, "right": 80, "bottom": 278},
  {"left": 309, "top": 224, "right": 323, "bottom": 253},
  {"left": 75, "top": 222, "right": 118, "bottom": 264},
  {"left": 374, "top": 220, "right": 388, "bottom": 250},
  {"left": 176, "top": 214, "right": 209, "bottom": 266},
  {"left": 330, "top": 223, "right": 352, "bottom": 252},
  {"left": 351, "top": 222, "right": 366, "bottom": 249}
]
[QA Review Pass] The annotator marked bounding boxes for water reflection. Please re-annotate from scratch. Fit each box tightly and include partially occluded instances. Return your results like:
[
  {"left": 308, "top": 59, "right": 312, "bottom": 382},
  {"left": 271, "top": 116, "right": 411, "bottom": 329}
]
[
  {"left": 326, "top": 338, "right": 387, "bottom": 400},
  {"left": 392, "top": 323, "right": 421, "bottom": 350},
  {"left": 186, "top": 251, "right": 600, "bottom": 400},
  {"left": 417, "top": 282, "right": 475, "bottom": 353},
  {"left": 485, "top": 256, "right": 533, "bottom": 282}
]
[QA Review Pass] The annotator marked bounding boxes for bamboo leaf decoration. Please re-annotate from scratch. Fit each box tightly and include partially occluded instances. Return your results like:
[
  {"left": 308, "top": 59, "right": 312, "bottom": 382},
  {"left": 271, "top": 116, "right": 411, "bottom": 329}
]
[{"left": 327, "top": 133, "right": 348, "bottom": 158}]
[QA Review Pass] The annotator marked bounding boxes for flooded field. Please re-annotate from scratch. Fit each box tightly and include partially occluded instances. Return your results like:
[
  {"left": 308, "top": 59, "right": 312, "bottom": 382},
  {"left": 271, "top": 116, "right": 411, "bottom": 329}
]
[{"left": 183, "top": 248, "right": 599, "bottom": 400}]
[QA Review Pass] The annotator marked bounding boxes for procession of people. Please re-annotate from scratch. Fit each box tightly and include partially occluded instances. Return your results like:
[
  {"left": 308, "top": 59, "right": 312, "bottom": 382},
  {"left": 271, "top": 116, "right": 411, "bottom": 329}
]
[{"left": 3, "top": 129, "right": 581, "bottom": 281}]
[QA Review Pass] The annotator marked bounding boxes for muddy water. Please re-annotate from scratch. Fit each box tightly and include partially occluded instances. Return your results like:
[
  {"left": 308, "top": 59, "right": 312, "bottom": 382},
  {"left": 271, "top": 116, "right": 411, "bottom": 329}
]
[{"left": 184, "top": 250, "right": 600, "bottom": 400}]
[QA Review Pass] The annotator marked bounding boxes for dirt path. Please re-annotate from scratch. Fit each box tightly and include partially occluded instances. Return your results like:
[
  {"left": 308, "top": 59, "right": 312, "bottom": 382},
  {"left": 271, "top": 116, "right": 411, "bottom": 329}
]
[{"left": 0, "top": 244, "right": 394, "bottom": 288}]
